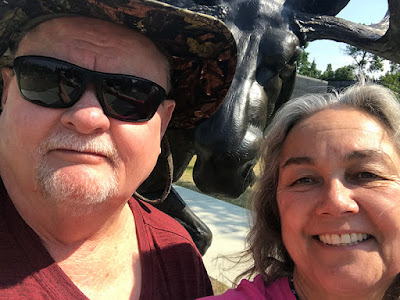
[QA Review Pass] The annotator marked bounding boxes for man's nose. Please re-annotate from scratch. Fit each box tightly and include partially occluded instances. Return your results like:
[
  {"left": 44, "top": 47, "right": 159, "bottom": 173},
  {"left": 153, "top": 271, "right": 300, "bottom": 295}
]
[
  {"left": 60, "top": 87, "right": 110, "bottom": 134},
  {"left": 315, "top": 178, "right": 359, "bottom": 217}
]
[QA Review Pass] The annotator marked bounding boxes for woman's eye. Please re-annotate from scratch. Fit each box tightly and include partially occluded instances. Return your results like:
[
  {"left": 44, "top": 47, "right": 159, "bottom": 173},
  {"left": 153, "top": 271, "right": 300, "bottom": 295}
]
[
  {"left": 355, "top": 172, "right": 384, "bottom": 180},
  {"left": 290, "top": 177, "right": 314, "bottom": 186}
]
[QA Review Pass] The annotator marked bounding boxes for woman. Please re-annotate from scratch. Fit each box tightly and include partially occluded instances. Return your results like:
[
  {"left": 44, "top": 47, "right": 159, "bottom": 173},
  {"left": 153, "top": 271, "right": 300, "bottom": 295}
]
[{"left": 201, "top": 83, "right": 400, "bottom": 299}]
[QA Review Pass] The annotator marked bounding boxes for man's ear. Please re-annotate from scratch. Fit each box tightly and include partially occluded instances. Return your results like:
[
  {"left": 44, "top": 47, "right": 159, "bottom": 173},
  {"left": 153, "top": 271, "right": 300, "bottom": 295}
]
[
  {"left": 160, "top": 99, "right": 175, "bottom": 136},
  {"left": 1, "top": 67, "right": 14, "bottom": 108}
]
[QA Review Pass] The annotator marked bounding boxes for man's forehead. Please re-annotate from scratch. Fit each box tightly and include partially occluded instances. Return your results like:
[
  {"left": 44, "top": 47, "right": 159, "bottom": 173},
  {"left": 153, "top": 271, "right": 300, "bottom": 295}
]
[
  {"left": 16, "top": 16, "right": 170, "bottom": 89},
  {"left": 21, "top": 17, "right": 155, "bottom": 49},
  {"left": 17, "top": 16, "right": 164, "bottom": 62}
]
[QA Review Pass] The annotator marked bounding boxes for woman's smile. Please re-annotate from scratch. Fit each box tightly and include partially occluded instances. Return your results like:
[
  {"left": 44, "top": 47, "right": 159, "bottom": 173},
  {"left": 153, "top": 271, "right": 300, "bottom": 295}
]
[{"left": 316, "top": 233, "right": 372, "bottom": 246}]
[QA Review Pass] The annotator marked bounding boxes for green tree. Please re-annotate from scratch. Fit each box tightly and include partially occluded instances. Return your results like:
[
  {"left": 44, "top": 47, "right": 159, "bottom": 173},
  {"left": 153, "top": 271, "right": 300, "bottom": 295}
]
[
  {"left": 368, "top": 55, "right": 384, "bottom": 75},
  {"left": 334, "top": 65, "right": 356, "bottom": 80},
  {"left": 380, "top": 73, "right": 400, "bottom": 96},
  {"left": 321, "top": 64, "right": 335, "bottom": 80},
  {"left": 296, "top": 46, "right": 311, "bottom": 75},
  {"left": 296, "top": 44, "right": 322, "bottom": 79},
  {"left": 389, "top": 61, "right": 400, "bottom": 73},
  {"left": 344, "top": 45, "right": 367, "bottom": 70},
  {"left": 307, "top": 60, "right": 322, "bottom": 78},
  {"left": 344, "top": 45, "right": 384, "bottom": 78},
  {"left": 345, "top": 45, "right": 400, "bottom": 95},
  {"left": 379, "top": 61, "right": 400, "bottom": 96}
]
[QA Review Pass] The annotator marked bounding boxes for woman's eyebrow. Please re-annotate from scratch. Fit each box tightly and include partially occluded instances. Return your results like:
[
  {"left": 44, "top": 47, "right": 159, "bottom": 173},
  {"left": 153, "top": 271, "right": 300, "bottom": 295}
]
[
  {"left": 345, "top": 149, "right": 391, "bottom": 163},
  {"left": 281, "top": 156, "right": 314, "bottom": 168},
  {"left": 281, "top": 150, "right": 394, "bottom": 169}
]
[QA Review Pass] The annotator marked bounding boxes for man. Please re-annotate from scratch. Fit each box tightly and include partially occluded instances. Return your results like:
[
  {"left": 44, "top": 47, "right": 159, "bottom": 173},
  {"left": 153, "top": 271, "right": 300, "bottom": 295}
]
[{"left": 0, "top": 1, "right": 236, "bottom": 299}]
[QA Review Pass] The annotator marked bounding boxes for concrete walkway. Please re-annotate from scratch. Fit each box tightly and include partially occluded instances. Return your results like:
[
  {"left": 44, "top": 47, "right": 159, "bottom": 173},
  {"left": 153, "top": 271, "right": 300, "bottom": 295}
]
[{"left": 173, "top": 185, "right": 253, "bottom": 287}]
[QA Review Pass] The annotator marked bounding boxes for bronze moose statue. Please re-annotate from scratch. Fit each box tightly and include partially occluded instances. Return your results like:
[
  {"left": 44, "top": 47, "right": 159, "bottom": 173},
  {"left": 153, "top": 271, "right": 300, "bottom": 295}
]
[
  {"left": 138, "top": 0, "right": 400, "bottom": 255},
  {"left": 139, "top": 0, "right": 400, "bottom": 256},
  {"left": 163, "top": 0, "right": 400, "bottom": 198}
]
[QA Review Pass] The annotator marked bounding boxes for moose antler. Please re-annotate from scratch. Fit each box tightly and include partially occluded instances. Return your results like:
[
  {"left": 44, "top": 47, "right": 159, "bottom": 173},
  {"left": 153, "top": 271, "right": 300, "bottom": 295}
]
[{"left": 295, "top": 0, "right": 400, "bottom": 63}]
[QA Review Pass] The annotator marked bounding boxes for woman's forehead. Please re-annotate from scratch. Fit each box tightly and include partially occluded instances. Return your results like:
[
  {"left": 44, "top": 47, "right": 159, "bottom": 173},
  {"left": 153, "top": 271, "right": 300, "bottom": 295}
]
[
  {"left": 279, "top": 108, "right": 398, "bottom": 164},
  {"left": 291, "top": 108, "right": 387, "bottom": 137}
]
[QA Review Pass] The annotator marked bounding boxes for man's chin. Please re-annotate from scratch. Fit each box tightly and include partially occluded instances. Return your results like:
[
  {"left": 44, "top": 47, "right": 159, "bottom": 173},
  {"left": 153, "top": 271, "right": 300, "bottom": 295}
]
[{"left": 36, "top": 167, "right": 119, "bottom": 216}]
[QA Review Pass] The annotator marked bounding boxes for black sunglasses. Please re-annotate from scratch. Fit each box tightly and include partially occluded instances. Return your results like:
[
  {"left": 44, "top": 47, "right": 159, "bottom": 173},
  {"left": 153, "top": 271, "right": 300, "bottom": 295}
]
[{"left": 13, "top": 55, "right": 167, "bottom": 122}]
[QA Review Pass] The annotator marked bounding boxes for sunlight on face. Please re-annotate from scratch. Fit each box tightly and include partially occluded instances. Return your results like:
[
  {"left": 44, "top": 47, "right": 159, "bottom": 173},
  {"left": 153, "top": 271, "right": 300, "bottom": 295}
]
[
  {"left": 35, "top": 130, "right": 120, "bottom": 216},
  {"left": 277, "top": 107, "right": 400, "bottom": 299},
  {"left": 0, "top": 17, "right": 172, "bottom": 217}
]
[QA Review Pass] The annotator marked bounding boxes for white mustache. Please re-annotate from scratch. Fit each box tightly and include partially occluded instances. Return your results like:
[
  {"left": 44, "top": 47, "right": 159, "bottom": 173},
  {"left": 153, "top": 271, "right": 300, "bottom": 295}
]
[{"left": 38, "top": 132, "right": 119, "bottom": 164}]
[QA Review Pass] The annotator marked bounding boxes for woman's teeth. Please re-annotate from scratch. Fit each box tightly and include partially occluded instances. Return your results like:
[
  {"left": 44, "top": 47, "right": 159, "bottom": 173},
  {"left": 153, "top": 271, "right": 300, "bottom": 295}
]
[{"left": 318, "top": 233, "right": 369, "bottom": 246}]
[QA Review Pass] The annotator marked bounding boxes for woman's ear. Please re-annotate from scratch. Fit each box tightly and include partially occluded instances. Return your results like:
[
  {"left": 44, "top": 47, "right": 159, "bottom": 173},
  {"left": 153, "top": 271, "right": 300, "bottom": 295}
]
[{"left": 1, "top": 67, "right": 14, "bottom": 108}]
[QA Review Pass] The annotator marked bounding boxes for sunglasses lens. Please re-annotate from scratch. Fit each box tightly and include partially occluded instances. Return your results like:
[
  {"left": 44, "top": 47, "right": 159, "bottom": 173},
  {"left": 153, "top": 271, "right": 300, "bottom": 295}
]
[
  {"left": 102, "top": 77, "right": 165, "bottom": 122},
  {"left": 13, "top": 56, "right": 166, "bottom": 122},
  {"left": 15, "top": 57, "right": 83, "bottom": 108}
]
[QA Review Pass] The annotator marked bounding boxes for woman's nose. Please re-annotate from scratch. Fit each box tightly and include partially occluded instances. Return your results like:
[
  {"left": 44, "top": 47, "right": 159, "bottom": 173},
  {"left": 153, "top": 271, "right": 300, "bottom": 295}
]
[
  {"left": 315, "top": 178, "right": 359, "bottom": 216},
  {"left": 60, "top": 88, "right": 110, "bottom": 134}
]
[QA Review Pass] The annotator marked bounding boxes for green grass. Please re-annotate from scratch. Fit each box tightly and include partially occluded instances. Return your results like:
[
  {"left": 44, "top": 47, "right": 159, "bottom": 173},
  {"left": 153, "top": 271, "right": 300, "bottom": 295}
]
[
  {"left": 174, "top": 155, "right": 259, "bottom": 208},
  {"left": 210, "top": 277, "right": 230, "bottom": 295}
]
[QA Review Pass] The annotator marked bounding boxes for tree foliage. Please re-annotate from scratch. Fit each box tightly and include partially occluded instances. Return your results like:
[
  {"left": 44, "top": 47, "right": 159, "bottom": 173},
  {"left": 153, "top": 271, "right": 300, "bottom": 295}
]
[
  {"left": 379, "top": 61, "right": 400, "bottom": 96},
  {"left": 294, "top": 43, "right": 400, "bottom": 97},
  {"left": 296, "top": 46, "right": 356, "bottom": 81},
  {"left": 321, "top": 64, "right": 335, "bottom": 81},
  {"left": 380, "top": 73, "right": 400, "bottom": 96},
  {"left": 296, "top": 46, "right": 322, "bottom": 78},
  {"left": 334, "top": 65, "right": 356, "bottom": 81},
  {"left": 343, "top": 45, "right": 384, "bottom": 78},
  {"left": 296, "top": 44, "right": 316, "bottom": 77}
]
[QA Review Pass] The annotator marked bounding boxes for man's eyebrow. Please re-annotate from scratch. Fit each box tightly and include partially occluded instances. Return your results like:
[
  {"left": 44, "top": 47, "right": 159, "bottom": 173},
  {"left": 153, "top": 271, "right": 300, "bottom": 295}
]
[{"left": 281, "top": 156, "right": 314, "bottom": 168}]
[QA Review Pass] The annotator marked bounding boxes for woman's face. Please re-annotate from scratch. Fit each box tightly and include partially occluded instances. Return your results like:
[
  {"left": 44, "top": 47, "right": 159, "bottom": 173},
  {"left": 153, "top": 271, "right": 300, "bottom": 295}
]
[{"left": 277, "top": 107, "right": 400, "bottom": 299}]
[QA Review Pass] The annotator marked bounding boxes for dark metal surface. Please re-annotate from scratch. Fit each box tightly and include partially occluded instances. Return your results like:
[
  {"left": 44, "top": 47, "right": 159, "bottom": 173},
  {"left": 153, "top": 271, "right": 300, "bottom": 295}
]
[
  {"left": 145, "top": 0, "right": 398, "bottom": 255},
  {"left": 152, "top": 187, "right": 212, "bottom": 256},
  {"left": 157, "top": 0, "right": 399, "bottom": 199}
]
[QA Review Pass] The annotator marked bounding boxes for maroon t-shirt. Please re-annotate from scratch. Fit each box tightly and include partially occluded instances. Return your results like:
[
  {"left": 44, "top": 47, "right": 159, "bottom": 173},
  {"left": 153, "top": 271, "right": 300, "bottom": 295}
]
[{"left": 0, "top": 183, "right": 213, "bottom": 299}]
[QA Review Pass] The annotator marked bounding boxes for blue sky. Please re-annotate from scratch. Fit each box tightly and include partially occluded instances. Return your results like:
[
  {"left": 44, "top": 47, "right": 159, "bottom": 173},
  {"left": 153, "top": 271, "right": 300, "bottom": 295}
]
[{"left": 307, "top": 0, "right": 388, "bottom": 72}]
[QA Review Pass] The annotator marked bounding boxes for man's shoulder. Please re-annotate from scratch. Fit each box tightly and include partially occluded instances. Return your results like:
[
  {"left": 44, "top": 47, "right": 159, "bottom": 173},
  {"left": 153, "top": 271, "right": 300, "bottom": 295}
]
[
  {"left": 130, "top": 197, "right": 212, "bottom": 299},
  {"left": 129, "top": 197, "right": 195, "bottom": 244}
]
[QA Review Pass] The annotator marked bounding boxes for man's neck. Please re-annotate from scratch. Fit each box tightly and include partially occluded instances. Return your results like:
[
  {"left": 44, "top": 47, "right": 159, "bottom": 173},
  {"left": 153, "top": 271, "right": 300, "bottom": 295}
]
[
  {"left": 44, "top": 203, "right": 142, "bottom": 300},
  {"left": 6, "top": 176, "right": 129, "bottom": 245},
  {"left": 5, "top": 179, "right": 142, "bottom": 300}
]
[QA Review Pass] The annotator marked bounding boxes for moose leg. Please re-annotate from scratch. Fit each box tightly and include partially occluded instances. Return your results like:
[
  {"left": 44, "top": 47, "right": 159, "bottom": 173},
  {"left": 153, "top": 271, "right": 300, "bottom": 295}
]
[{"left": 153, "top": 186, "right": 213, "bottom": 256}]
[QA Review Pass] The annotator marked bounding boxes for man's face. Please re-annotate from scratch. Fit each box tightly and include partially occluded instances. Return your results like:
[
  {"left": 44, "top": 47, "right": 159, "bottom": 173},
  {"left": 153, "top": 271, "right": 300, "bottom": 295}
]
[{"left": 0, "top": 17, "right": 174, "bottom": 215}]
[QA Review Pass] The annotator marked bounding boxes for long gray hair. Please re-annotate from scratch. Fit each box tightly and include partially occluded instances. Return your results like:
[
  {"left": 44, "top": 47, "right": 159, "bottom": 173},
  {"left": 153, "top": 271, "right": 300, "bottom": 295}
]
[{"left": 241, "top": 82, "right": 400, "bottom": 298}]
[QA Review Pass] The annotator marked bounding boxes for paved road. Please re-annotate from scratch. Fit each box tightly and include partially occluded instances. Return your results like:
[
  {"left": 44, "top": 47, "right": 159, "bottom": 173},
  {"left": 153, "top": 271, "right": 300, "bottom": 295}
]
[{"left": 173, "top": 185, "right": 253, "bottom": 287}]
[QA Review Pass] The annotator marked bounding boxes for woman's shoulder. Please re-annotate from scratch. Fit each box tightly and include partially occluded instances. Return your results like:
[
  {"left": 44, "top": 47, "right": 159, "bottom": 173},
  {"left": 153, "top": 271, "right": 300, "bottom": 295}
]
[{"left": 198, "top": 275, "right": 296, "bottom": 300}]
